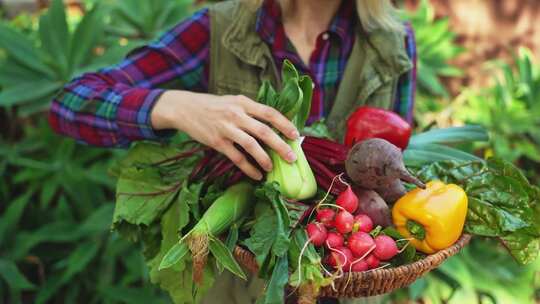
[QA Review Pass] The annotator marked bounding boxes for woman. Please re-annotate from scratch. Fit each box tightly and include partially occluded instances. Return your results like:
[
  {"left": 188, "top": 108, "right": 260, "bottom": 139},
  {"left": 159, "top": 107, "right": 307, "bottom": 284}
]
[{"left": 50, "top": 0, "right": 415, "bottom": 303}]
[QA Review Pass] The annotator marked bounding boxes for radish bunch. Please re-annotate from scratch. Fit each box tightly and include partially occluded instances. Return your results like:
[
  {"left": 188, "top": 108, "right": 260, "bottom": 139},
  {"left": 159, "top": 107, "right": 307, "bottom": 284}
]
[{"left": 306, "top": 185, "right": 399, "bottom": 272}]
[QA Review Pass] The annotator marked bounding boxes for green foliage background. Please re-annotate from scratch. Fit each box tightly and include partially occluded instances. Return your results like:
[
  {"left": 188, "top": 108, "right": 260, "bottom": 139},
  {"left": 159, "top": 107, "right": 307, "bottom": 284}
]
[{"left": 0, "top": 0, "right": 538, "bottom": 303}]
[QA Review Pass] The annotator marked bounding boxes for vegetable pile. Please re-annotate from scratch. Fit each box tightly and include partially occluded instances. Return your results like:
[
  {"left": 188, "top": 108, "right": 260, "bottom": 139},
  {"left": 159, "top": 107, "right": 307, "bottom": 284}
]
[{"left": 111, "top": 61, "right": 540, "bottom": 304}]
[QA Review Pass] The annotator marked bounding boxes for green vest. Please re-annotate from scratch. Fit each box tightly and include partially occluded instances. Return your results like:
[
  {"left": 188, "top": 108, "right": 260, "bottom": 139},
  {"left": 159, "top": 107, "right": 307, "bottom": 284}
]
[{"left": 207, "top": 0, "right": 412, "bottom": 141}]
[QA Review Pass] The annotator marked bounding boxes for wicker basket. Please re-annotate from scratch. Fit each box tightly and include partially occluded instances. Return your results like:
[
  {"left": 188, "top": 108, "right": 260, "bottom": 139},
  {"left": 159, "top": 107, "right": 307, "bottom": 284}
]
[{"left": 234, "top": 234, "right": 472, "bottom": 298}]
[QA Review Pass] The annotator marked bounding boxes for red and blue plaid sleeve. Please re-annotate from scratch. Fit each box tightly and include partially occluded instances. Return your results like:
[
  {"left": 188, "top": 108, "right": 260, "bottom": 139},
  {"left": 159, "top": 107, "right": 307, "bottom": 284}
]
[
  {"left": 393, "top": 22, "right": 417, "bottom": 124},
  {"left": 49, "top": 8, "right": 210, "bottom": 147}
]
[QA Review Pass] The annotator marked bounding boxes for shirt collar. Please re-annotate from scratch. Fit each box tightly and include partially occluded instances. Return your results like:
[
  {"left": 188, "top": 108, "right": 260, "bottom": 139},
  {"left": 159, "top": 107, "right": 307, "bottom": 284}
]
[{"left": 255, "top": 0, "right": 356, "bottom": 45}]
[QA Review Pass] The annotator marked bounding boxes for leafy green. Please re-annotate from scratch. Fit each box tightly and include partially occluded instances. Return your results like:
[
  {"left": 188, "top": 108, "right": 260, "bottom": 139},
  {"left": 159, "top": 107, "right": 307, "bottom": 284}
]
[
  {"left": 260, "top": 256, "right": 289, "bottom": 304},
  {"left": 254, "top": 183, "right": 291, "bottom": 257},
  {"left": 301, "top": 119, "right": 334, "bottom": 139},
  {"left": 256, "top": 59, "right": 313, "bottom": 131},
  {"left": 288, "top": 230, "right": 331, "bottom": 290},
  {"left": 404, "top": 125, "right": 489, "bottom": 167},
  {"left": 244, "top": 206, "right": 279, "bottom": 268},
  {"left": 402, "top": 0, "right": 465, "bottom": 98},
  {"left": 112, "top": 141, "right": 201, "bottom": 241},
  {"left": 246, "top": 187, "right": 327, "bottom": 303},
  {"left": 415, "top": 158, "right": 540, "bottom": 264}
]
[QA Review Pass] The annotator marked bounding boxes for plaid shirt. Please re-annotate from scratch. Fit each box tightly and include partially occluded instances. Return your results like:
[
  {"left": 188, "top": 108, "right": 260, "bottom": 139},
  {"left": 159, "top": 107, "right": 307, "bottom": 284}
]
[{"left": 49, "top": 0, "right": 416, "bottom": 147}]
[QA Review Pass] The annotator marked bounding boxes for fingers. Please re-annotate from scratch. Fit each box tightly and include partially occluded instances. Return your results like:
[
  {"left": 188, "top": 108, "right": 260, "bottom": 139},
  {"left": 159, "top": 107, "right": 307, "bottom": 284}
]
[
  {"left": 240, "top": 116, "right": 297, "bottom": 163},
  {"left": 216, "top": 140, "right": 263, "bottom": 181},
  {"left": 227, "top": 127, "right": 273, "bottom": 172},
  {"left": 237, "top": 96, "right": 299, "bottom": 140}
]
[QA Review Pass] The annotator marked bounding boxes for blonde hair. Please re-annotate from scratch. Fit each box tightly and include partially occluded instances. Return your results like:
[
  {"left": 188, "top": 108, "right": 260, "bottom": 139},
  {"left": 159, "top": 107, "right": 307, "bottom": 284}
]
[
  {"left": 243, "top": 0, "right": 404, "bottom": 33},
  {"left": 356, "top": 0, "right": 403, "bottom": 33}
]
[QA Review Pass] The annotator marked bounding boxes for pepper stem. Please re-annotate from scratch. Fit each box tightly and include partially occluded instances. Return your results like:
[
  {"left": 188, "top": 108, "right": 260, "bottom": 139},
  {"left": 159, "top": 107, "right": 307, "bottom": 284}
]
[{"left": 406, "top": 220, "right": 426, "bottom": 240}]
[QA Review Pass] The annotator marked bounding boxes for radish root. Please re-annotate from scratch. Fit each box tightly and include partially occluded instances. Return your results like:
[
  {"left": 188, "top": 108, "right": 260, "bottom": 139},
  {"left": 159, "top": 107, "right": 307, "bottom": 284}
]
[{"left": 343, "top": 245, "right": 376, "bottom": 291}]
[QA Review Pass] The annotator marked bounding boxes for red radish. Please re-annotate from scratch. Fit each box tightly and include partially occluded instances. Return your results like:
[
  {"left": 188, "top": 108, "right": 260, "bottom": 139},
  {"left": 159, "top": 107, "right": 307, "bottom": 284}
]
[
  {"left": 350, "top": 259, "right": 369, "bottom": 272},
  {"left": 336, "top": 186, "right": 359, "bottom": 213},
  {"left": 352, "top": 214, "right": 374, "bottom": 233},
  {"left": 325, "top": 232, "right": 344, "bottom": 249},
  {"left": 334, "top": 210, "right": 354, "bottom": 234},
  {"left": 316, "top": 208, "right": 335, "bottom": 227},
  {"left": 326, "top": 247, "right": 353, "bottom": 269},
  {"left": 306, "top": 223, "right": 328, "bottom": 247},
  {"left": 348, "top": 232, "right": 375, "bottom": 257},
  {"left": 373, "top": 235, "right": 399, "bottom": 260},
  {"left": 365, "top": 254, "right": 380, "bottom": 269}
]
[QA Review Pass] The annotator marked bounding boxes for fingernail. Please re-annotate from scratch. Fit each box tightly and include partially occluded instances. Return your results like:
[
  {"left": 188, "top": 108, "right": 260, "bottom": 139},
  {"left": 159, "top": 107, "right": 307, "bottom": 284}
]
[
  {"left": 265, "top": 163, "right": 273, "bottom": 172},
  {"left": 286, "top": 151, "right": 297, "bottom": 162},
  {"left": 291, "top": 130, "right": 300, "bottom": 139},
  {"left": 255, "top": 173, "right": 263, "bottom": 180}
]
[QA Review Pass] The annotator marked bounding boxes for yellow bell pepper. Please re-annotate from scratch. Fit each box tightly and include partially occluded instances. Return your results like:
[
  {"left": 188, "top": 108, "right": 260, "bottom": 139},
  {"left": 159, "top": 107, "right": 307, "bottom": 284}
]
[{"left": 392, "top": 181, "right": 468, "bottom": 254}]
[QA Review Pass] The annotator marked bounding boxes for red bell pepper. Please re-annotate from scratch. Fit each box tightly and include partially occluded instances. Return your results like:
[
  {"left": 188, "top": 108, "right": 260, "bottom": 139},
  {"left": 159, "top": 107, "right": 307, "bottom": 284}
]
[{"left": 344, "top": 106, "right": 412, "bottom": 150}]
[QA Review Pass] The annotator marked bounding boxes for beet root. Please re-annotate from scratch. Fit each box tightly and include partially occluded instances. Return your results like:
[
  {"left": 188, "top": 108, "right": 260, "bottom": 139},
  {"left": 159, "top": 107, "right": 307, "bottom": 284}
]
[
  {"left": 376, "top": 179, "right": 407, "bottom": 203},
  {"left": 345, "top": 138, "right": 425, "bottom": 189},
  {"left": 354, "top": 188, "right": 393, "bottom": 227}
]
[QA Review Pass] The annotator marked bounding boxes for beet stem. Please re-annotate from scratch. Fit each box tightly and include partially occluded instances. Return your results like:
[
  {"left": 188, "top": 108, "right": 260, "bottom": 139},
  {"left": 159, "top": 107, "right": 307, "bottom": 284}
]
[{"left": 399, "top": 168, "right": 426, "bottom": 189}]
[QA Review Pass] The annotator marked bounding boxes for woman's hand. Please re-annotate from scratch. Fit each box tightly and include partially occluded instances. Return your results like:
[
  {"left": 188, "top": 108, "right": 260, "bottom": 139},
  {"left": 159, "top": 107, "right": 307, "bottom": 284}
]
[{"left": 151, "top": 90, "right": 299, "bottom": 180}]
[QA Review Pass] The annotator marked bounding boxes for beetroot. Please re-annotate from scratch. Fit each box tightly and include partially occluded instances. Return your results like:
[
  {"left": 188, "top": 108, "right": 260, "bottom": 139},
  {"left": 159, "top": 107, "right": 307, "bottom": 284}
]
[
  {"left": 306, "top": 223, "right": 328, "bottom": 247},
  {"left": 352, "top": 214, "right": 374, "bottom": 233},
  {"left": 354, "top": 188, "right": 392, "bottom": 227},
  {"left": 325, "top": 232, "right": 344, "bottom": 249},
  {"left": 376, "top": 179, "right": 407, "bottom": 203},
  {"left": 348, "top": 232, "right": 375, "bottom": 257},
  {"left": 334, "top": 210, "right": 354, "bottom": 234},
  {"left": 365, "top": 254, "right": 380, "bottom": 269},
  {"left": 373, "top": 235, "right": 399, "bottom": 260},
  {"left": 336, "top": 186, "right": 358, "bottom": 213},
  {"left": 345, "top": 138, "right": 425, "bottom": 192},
  {"left": 316, "top": 208, "right": 335, "bottom": 227}
]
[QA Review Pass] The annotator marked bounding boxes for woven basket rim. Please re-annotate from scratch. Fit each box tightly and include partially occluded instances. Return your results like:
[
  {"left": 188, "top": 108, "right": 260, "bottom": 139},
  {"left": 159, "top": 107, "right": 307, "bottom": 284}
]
[{"left": 234, "top": 234, "right": 472, "bottom": 297}]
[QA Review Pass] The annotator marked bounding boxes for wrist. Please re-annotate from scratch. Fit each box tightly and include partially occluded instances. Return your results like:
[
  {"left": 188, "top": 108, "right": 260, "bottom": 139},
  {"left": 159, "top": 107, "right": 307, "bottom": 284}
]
[
  {"left": 151, "top": 90, "right": 208, "bottom": 133},
  {"left": 151, "top": 90, "right": 185, "bottom": 131}
]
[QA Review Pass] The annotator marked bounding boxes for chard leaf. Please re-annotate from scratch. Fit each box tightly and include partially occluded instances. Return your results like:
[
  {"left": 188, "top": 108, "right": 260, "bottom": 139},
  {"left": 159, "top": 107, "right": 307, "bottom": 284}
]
[
  {"left": 178, "top": 181, "right": 204, "bottom": 221},
  {"left": 500, "top": 231, "right": 540, "bottom": 265},
  {"left": 112, "top": 140, "right": 201, "bottom": 240},
  {"left": 244, "top": 205, "right": 278, "bottom": 267},
  {"left": 415, "top": 157, "right": 540, "bottom": 264},
  {"left": 208, "top": 236, "right": 246, "bottom": 280},
  {"left": 261, "top": 256, "right": 289, "bottom": 304},
  {"left": 255, "top": 183, "right": 291, "bottom": 256},
  {"left": 113, "top": 166, "right": 179, "bottom": 229}
]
